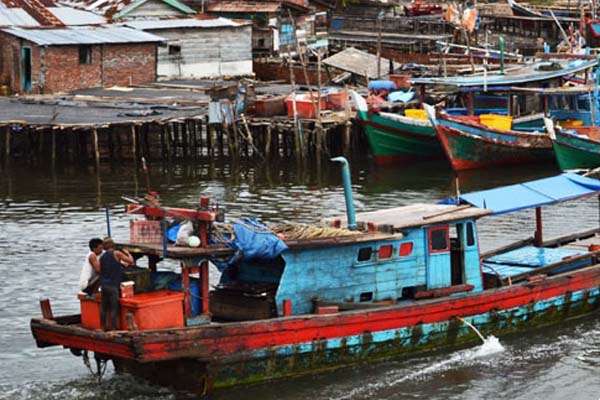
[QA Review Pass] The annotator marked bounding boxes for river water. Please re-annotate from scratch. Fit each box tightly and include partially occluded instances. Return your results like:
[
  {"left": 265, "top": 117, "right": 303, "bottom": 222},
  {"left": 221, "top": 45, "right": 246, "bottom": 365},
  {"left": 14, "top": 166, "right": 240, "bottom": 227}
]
[{"left": 0, "top": 158, "right": 599, "bottom": 400}]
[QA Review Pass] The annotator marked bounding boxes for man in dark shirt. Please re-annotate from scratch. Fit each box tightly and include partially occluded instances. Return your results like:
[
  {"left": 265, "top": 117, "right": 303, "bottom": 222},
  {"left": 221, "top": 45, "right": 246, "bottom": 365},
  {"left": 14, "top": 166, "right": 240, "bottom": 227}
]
[{"left": 100, "top": 238, "right": 134, "bottom": 331}]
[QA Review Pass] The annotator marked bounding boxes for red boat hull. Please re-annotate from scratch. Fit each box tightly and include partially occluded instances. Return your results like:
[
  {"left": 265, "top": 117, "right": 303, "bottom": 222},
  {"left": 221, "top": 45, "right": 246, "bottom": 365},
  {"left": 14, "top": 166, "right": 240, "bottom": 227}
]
[
  {"left": 435, "top": 120, "right": 553, "bottom": 171},
  {"left": 31, "top": 265, "right": 600, "bottom": 391}
]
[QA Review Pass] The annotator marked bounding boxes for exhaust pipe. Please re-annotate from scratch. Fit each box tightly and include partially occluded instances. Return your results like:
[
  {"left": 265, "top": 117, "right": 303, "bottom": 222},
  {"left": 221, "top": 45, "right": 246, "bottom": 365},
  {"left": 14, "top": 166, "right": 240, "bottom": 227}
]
[{"left": 331, "top": 156, "right": 357, "bottom": 230}]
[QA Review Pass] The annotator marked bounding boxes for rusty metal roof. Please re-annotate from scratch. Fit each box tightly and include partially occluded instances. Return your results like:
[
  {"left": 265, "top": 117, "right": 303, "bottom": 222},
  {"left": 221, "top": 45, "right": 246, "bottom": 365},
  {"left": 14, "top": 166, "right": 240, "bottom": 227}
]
[
  {"left": 2, "top": 25, "right": 164, "bottom": 44},
  {"left": 0, "top": 0, "right": 105, "bottom": 26},
  {"left": 123, "top": 16, "right": 249, "bottom": 29},
  {"left": 322, "top": 47, "right": 400, "bottom": 79},
  {"left": 206, "top": 1, "right": 280, "bottom": 13}
]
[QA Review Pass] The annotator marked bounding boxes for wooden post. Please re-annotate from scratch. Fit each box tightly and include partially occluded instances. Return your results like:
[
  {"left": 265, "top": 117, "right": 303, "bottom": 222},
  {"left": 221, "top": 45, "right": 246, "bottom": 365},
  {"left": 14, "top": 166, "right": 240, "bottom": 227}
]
[
  {"left": 534, "top": 207, "right": 543, "bottom": 246},
  {"left": 130, "top": 125, "right": 137, "bottom": 165},
  {"left": 39, "top": 299, "right": 54, "bottom": 320},
  {"left": 92, "top": 127, "right": 100, "bottom": 170},
  {"left": 265, "top": 125, "right": 272, "bottom": 158},
  {"left": 377, "top": 13, "right": 382, "bottom": 78},
  {"left": 4, "top": 126, "right": 10, "bottom": 161},
  {"left": 51, "top": 129, "right": 56, "bottom": 165},
  {"left": 466, "top": 92, "right": 475, "bottom": 116},
  {"left": 205, "top": 116, "right": 212, "bottom": 157},
  {"left": 282, "top": 299, "right": 292, "bottom": 316},
  {"left": 182, "top": 264, "right": 191, "bottom": 318},
  {"left": 201, "top": 261, "right": 209, "bottom": 315},
  {"left": 343, "top": 121, "right": 351, "bottom": 155}
]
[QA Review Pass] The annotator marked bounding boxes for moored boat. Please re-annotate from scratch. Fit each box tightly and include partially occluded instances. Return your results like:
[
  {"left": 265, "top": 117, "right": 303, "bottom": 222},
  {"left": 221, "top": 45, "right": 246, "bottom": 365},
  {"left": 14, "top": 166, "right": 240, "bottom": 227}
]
[
  {"left": 30, "top": 165, "right": 600, "bottom": 395},
  {"left": 547, "top": 122, "right": 600, "bottom": 170},
  {"left": 428, "top": 109, "right": 553, "bottom": 171},
  {"left": 351, "top": 91, "right": 443, "bottom": 165}
]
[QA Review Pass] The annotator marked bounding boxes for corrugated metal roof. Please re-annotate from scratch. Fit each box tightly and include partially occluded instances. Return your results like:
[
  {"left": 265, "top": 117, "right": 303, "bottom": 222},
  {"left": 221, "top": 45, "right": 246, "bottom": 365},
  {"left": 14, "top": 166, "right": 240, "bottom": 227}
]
[
  {"left": 0, "top": 2, "right": 40, "bottom": 26},
  {"left": 47, "top": 6, "right": 105, "bottom": 24},
  {"left": 123, "top": 17, "right": 246, "bottom": 30},
  {"left": 2, "top": 25, "right": 164, "bottom": 44},
  {"left": 322, "top": 47, "right": 399, "bottom": 79},
  {"left": 206, "top": 1, "right": 280, "bottom": 13}
]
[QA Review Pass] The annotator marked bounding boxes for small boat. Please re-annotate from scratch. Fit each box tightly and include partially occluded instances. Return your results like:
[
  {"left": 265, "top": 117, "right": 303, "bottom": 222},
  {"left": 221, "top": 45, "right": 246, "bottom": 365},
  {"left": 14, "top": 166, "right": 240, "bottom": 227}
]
[
  {"left": 351, "top": 91, "right": 515, "bottom": 165},
  {"left": 547, "top": 119, "right": 600, "bottom": 170},
  {"left": 351, "top": 92, "right": 443, "bottom": 165},
  {"left": 506, "top": 0, "right": 580, "bottom": 21},
  {"left": 30, "top": 164, "right": 600, "bottom": 395},
  {"left": 428, "top": 107, "right": 553, "bottom": 171}
]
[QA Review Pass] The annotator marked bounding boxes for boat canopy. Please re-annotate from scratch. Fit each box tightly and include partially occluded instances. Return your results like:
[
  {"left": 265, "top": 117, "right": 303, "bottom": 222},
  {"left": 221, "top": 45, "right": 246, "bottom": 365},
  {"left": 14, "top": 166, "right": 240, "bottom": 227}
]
[
  {"left": 411, "top": 59, "right": 597, "bottom": 88},
  {"left": 446, "top": 173, "right": 600, "bottom": 214}
]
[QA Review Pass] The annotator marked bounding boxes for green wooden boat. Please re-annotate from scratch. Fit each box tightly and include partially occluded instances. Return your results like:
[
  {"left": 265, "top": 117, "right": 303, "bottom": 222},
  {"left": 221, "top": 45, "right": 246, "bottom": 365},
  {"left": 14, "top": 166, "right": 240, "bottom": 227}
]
[
  {"left": 350, "top": 91, "right": 443, "bottom": 165},
  {"left": 549, "top": 124, "right": 600, "bottom": 170}
]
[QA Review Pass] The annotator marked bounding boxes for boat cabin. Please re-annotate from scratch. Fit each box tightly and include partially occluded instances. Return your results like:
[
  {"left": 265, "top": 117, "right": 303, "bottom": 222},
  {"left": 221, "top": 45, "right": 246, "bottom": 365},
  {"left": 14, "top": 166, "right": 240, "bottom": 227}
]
[{"left": 73, "top": 172, "right": 600, "bottom": 331}]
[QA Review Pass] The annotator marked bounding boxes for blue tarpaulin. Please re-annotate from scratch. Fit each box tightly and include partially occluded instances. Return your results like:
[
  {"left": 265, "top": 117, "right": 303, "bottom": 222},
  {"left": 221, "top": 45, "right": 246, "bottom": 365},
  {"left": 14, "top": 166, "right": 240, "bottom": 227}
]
[{"left": 445, "top": 173, "right": 600, "bottom": 214}]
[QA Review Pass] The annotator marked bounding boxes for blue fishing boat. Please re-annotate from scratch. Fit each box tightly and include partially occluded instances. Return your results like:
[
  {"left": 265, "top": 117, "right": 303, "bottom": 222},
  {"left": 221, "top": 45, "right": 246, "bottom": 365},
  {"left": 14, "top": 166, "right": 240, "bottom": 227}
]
[{"left": 30, "top": 163, "right": 600, "bottom": 395}]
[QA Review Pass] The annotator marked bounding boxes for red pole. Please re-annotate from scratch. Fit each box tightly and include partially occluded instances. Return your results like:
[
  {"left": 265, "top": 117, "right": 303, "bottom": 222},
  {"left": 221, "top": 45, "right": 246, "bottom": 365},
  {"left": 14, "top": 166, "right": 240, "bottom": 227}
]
[
  {"left": 201, "top": 261, "right": 210, "bottom": 315},
  {"left": 534, "top": 207, "right": 543, "bottom": 246},
  {"left": 182, "top": 264, "right": 191, "bottom": 318},
  {"left": 282, "top": 299, "right": 292, "bottom": 316}
]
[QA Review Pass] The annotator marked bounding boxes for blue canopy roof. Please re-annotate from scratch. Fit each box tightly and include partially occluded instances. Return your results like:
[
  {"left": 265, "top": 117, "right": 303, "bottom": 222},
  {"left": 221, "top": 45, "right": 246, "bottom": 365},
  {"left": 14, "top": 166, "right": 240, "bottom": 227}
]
[{"left": 448, "top": 173, "right": 600, "bottom": 215}]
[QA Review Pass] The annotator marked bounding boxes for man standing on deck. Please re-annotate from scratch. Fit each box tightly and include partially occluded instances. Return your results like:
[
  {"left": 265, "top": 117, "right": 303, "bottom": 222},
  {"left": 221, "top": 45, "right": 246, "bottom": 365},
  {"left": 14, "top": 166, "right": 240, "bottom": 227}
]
[{"left": 100, "top": 237, "right": 134, "bottom": 331}]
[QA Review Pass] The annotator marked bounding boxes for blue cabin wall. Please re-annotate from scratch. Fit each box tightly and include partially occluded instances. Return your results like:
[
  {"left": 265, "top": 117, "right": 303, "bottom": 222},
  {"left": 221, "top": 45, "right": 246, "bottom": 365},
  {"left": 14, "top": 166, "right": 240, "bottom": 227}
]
[
  {"left": 254, "top": 218, "right": 484, "bottom": 316},
  {"left": 275, "top": 231, "right": 427, "bottom": 315},
  {"left": 461, "top": 221, "right": 483, "bottom": 292}
]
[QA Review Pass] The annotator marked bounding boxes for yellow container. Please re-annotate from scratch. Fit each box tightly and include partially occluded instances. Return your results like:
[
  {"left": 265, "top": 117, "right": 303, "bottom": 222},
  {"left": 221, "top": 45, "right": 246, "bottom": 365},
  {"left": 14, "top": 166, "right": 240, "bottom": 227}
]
[
  {"left": 479, "top": 114, "right": 513, "bottom": 131},
  {"left": 561, "top": 119, "right": 583, "bottom": 128},
  {"left": 404, "top": 109, "right": 427, "bottom": 120}
]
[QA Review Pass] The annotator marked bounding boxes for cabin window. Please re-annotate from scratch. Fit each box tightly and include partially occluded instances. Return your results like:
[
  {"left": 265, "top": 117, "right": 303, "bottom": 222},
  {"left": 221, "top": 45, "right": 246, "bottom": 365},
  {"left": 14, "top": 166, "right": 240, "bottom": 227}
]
[
  {"left": 429, "top": 226, "right": 449, "bottom": 253},
  {"left": 378, "top": 244, "right": 393, "bottom": 259},
  {"left": 79, "top": 45, "right": 92, "bottom": 64},
  {"left": 359, "top": 292, "right": 373, "bottom": 302},
  {"left": 357, "top": 247, "right": 373, "bottom": 262},
  {"left": 399, "top": 242, "right": 413, "bottom": 257},
  {"left": 168, "top": 45, "right": 182, "bottom": 57},
  {"left": 466, "top": 222, "right": 475, "bottom": 247}
]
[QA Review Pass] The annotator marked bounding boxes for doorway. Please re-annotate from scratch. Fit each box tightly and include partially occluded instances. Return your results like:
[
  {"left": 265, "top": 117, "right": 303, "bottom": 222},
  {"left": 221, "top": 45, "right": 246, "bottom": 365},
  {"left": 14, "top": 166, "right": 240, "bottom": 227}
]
[
  {"left": 450, "top": 223, "right": 465, "bottom": 286},
  {"left": 20, "top": 47, "right": 32, "bottom": 93}
]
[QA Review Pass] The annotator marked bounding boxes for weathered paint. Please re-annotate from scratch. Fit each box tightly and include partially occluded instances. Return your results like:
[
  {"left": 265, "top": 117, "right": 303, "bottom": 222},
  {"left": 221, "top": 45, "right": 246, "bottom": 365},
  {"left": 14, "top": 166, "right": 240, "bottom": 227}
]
[
  {"left": 426, "top": 225, "right": 451, "bottom": 289},
  {"left": 461, "top": 221, "right": 483, "bottom": 291},
  {"left": 435, "top": 118, "right": 554, "bottom": 171},
  {"left": 110, "top": 282, "right": 600, "bottom": 391},
  {"left": 356, "top": 110, "right": 444, "bottom": 165},
  {"left": 275, "top": 231, "right": 427, "bottom": 315},
  {"left": 552, "top": 128, "right": 600, "bottom": 170}
]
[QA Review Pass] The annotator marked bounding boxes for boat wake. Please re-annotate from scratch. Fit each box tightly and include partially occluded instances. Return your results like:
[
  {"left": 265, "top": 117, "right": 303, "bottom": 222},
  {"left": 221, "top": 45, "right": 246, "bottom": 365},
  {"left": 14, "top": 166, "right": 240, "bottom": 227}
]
[{"left": 329, "top": 336, "right": 505, "bottom": 400}]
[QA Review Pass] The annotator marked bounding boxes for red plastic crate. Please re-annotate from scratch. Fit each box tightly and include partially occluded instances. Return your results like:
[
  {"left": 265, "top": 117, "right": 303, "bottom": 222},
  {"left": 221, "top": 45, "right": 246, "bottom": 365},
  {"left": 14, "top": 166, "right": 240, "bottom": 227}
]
[
  {"left": 120, "top": 290, "right": 184, "bottom": 331},
  {"left": 285, "top": 94, "right": 327, "bottom": 119},
  {"left": 79, "top": 293, "right": 102, "bottom": 330}
]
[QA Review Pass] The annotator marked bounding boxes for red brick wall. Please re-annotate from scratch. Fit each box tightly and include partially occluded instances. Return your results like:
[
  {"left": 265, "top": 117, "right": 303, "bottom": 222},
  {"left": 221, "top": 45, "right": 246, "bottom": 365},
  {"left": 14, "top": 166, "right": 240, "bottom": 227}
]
[
  {"left": 43, "top": 46, "right": 103, "bottom": 93},
  {"left": 0, "top": 34, "right": 157, "bottom": 94},
  {"left": 0, "top": 32, "right": 23, "bottom": 93},
  {"left": 101, "top": 44, "right": 156, "bottom": 87}
]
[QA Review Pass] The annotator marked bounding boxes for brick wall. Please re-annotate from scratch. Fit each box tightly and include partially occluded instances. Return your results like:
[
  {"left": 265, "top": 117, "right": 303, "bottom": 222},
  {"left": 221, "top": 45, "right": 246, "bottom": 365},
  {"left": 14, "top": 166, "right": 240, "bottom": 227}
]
[
  {"left": 43, "top": 46, "right": 102, "bottom": 93},
  {"left": 0, "top": 33, "right": 157, "bottom": 94},
  {"left": 0, "top": 32, "right": 23, "bottom": 93},
  {"left": 101, "top": 43, "right": 156, "bottom": 87}
]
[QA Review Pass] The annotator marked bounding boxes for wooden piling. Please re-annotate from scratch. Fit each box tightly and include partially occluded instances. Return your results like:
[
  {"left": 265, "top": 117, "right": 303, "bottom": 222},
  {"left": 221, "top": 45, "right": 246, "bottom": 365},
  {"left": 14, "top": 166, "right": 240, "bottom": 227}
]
[
  {"left": 92, "top": 127, "right": 100, "bottom": 170},
  {"left": 265, "top": 125, "right": 272, "bottom": 158},
  {"left": 4, "top": 126, "right": 10, "bottom": 161},
  {"left": 130, "top": 125, "right": 137, "bottom": 164},
  {"left": 343, "top": 121, "right": 351, "bottom": 155}
]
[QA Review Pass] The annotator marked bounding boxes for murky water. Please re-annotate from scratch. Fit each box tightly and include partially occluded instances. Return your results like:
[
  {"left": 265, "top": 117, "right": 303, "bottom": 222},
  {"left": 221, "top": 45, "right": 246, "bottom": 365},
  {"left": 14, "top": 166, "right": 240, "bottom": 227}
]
[{"left": 1, "top": 157, "right": 599, "bottom": 400}]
